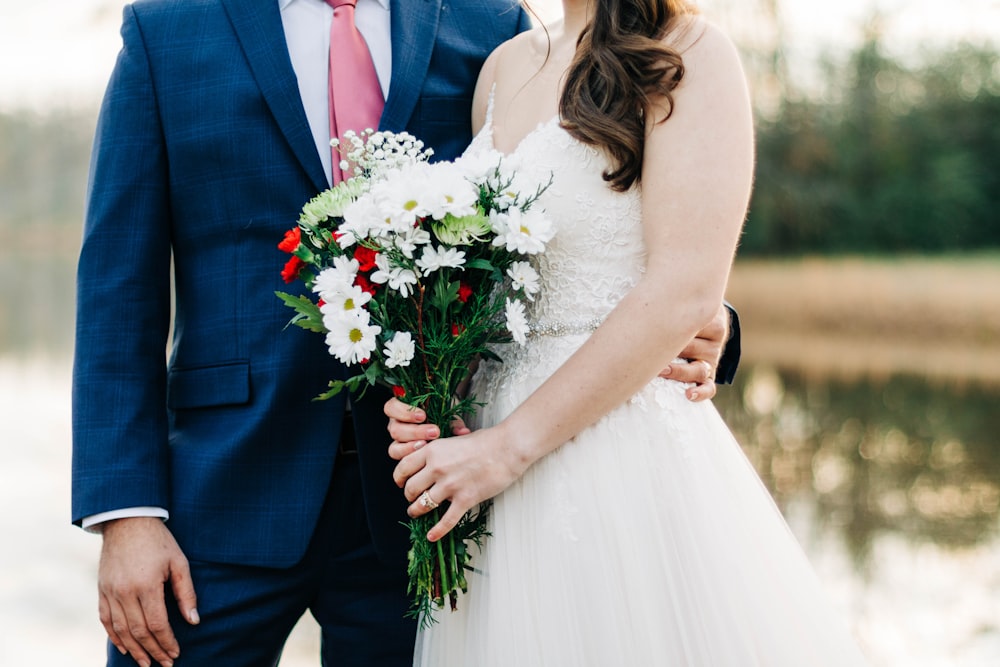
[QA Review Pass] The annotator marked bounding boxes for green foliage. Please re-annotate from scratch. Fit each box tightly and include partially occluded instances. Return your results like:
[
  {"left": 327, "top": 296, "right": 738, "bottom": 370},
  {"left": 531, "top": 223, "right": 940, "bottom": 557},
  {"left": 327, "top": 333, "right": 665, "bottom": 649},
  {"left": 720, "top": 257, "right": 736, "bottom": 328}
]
[
  {"left": 745, "top": 40, "right": 1000, "bottom": 256},
  {"left": 274, "top": 291, "right": 325, "bottom": 332}
]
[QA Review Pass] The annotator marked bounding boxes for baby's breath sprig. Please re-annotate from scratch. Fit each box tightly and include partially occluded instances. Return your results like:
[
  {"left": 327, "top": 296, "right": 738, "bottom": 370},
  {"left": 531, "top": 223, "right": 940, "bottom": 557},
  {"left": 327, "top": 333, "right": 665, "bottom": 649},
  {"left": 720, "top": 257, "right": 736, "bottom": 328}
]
[{"left": 333, "top": 129, "right": 435, "bottom": 182}]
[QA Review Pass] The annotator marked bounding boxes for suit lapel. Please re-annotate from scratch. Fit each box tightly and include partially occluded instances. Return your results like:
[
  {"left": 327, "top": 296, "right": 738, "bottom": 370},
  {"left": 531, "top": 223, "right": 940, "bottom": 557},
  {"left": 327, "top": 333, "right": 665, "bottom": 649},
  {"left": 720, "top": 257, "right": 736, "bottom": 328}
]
[
  {"left": 381, "top": 0, "right": 443, "bottom": 132},
  {"left": 221, "top": 0, "right": 328, "bottom": 193}
]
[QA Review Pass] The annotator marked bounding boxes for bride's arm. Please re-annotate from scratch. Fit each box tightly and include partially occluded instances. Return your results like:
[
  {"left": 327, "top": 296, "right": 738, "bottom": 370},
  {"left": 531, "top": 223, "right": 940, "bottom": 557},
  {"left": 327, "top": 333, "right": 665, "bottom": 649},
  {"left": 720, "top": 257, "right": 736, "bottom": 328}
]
[{"left": 394, "top": 22, "right": 754, "bottom": 542}]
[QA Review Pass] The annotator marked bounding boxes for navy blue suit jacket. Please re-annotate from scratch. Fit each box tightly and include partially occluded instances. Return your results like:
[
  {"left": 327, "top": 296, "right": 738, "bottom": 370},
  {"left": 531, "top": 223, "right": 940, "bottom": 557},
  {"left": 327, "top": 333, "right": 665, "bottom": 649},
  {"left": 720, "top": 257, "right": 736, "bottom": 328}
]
[{"left": 73, "top": 0, "right": 529, "bottom": 568}]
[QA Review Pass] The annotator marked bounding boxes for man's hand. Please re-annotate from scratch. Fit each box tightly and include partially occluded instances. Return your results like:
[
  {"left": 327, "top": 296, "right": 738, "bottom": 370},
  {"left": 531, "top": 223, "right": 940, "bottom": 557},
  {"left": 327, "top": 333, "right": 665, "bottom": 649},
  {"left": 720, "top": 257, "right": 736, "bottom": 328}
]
[
  {"left": 98, "top": 517, "right": 200, "bottom": 667},
  {"left": 658, "top": 303, "right": 730, "bottom": 402},
  {"left": 385, "top": 399, "right": 471, "bottom": 454}
]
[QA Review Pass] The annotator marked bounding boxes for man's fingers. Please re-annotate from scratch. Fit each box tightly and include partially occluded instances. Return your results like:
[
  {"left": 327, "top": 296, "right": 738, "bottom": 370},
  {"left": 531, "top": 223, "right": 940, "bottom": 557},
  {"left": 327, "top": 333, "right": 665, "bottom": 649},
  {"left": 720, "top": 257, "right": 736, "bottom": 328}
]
[
  {"left": 384, "top": 397, "right": 426, "bottom": 423},
  {"left": 686, "top": 381, "right": 718, "bottom": 402},
  {"left": 659, "top": 359, "right": 720, "bottom": 402},
  {"left": 169, "top": 557, "right": 200, "bottom": 627},
  {"left": 662, "top": 360, "right": 714, "bottom": 384},
  {"left": 450, "top": 416, "right": 471, "bottom": 436},
  {"left": 113, "top": 596, "right": 155, "bottom": 667},
  {"left": 137, "top": 587, "right": 180, "bottom": 665},
  {"left": 99, "top": 594, "right": 128, "bottom": 656},
  {"left": 388, "top": 420, "right": 440, "bottom": 444}
]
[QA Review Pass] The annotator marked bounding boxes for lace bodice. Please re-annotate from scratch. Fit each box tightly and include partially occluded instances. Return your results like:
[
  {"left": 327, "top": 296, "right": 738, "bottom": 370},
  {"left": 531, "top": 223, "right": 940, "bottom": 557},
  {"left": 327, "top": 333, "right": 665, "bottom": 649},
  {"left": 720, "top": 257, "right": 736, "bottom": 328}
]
[
  {"left": 467, "top": 95, "right": 646, "bottom": 332},
  {"left": 466, "top": 91, "right": 651, "bottom": 419}
]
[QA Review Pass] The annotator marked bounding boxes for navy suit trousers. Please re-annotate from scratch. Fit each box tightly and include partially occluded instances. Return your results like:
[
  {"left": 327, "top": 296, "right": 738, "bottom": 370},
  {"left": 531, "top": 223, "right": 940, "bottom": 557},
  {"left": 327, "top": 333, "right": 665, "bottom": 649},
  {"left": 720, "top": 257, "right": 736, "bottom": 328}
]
[{"left": 107, "top": 454, "right": 416, "bottom": 667}]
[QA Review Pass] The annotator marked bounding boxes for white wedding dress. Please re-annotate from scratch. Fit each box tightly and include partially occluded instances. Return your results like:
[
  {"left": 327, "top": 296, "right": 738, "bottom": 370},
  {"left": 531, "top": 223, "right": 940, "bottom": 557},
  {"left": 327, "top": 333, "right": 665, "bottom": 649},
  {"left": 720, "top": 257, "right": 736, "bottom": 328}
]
[{"left": 414, "top": 95, "right": 870, "bottom": 666}]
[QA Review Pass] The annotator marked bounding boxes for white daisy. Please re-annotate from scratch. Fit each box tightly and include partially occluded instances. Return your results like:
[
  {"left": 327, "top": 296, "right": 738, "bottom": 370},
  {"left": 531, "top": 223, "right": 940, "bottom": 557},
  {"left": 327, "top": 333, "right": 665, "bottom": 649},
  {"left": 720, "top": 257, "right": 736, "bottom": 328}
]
[
  {"left": 416, "top": 245, "right": 467, "bottom": 273},
  {"left": 312, "top": 259, "right": 358, "bottom": 301},
  {"left": 339, "top": 194, "right": 383, "bottom": 247},
  {"left": 372, "top": 164, "right": 434, "bottom": 231},
  {"left": 370, "top": 254, "right": 419, "bottom": 297},
  {"left": 383, "top": 331, "right": 416, "bottom": 369},
  {"left": 454, "top": 148, "right": 504, "bottom": 183},
  {"left": 505, "top": 297, "right": 529, "bottom": 345},
  {"left": 385, "top": 267, "right": 419, "bottom": 297},
  {"left": 422, "top": 162, "right": 479, "bottom": 220},
  {"left": 319, "top": 284, "right": 371, "bottom": 317},
  {"left": 324, "top": 310, "right": 381, "bottom": 365},
  {"left": 506, "top": 261, "right": 540, "bottom": 300},
  {"left": 393, "top": 227, "right": 432, "bottom": 259},
  {"left": 490, "top": 207, "right": 555, "bottom": 255}
]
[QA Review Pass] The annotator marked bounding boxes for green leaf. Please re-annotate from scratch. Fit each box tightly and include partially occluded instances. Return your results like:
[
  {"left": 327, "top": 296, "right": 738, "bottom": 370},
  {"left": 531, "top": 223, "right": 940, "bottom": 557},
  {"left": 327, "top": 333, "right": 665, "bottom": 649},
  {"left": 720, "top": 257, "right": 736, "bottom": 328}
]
[
  {"left": 429, "top": 278, "right": 460, "bottom": 314},
  {"left": 275, "top": 291, "right": 325, "bottom": 333},
  {"left": 313, "top": 380, "right": 347, "bottom": 401},
  {"left": 293, "top": 245, "right": 316, "bottom": 264},
  {"left": 465, "top": 258, "right": 495, "bottom": 272}
]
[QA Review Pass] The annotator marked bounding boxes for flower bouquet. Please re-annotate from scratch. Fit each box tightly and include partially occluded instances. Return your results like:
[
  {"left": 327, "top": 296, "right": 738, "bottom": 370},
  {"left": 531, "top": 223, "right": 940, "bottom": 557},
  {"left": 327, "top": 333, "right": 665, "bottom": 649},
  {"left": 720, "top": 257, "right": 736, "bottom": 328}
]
[{"left": 276, "top": 130, "right": 554, "bottom": 624}]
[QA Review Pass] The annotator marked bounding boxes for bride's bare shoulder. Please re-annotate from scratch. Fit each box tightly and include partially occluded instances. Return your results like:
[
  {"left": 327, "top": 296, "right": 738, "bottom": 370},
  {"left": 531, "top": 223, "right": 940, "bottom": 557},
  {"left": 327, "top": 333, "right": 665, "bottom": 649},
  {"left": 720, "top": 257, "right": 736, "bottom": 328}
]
[
  {"left": 472, "top": 27, "right": 550, "bottom": 130},
  {"left": 666, "top": 16, "right": 744, "bottom": 74}
]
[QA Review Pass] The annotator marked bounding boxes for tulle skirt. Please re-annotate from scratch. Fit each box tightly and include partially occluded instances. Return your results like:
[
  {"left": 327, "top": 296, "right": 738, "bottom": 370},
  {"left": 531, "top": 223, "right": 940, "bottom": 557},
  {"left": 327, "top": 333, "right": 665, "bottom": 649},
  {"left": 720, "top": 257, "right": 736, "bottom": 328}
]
[{"left": 415, "top": 362, "right": 869, "bottom": 666}]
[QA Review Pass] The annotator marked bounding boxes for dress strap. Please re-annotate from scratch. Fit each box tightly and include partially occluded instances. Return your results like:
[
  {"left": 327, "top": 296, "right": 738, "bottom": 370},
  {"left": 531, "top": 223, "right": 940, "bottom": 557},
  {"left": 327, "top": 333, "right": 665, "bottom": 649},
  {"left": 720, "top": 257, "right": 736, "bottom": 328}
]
[{"left": 483, "top": 82, "right": 497, "bottom": 129}]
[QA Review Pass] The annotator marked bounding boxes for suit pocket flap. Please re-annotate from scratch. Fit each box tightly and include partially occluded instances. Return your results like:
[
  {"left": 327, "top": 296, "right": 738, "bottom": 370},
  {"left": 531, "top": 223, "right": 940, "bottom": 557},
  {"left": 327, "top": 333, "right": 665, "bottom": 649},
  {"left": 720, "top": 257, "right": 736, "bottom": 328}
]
[{"left": 167, "top": 361, "right": 250, "bottom": 410}]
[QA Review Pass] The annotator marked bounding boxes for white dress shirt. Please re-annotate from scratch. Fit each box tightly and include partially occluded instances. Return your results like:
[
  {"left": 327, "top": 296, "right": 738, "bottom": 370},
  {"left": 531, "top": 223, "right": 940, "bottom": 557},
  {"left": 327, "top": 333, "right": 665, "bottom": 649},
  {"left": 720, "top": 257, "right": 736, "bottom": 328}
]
[
  {"left": 281, "top": 0, "right": 392, "bottom": 185},
  {"left": 82, "top": 0, "right": 392, "bottom": 532}
]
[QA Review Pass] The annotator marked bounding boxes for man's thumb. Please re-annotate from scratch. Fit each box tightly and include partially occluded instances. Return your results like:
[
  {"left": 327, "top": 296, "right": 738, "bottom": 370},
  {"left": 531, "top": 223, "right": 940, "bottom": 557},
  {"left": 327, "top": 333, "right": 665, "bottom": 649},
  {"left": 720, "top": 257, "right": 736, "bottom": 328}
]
[{"left": 170, "top": 559, "right": 200, "bottom": 625}]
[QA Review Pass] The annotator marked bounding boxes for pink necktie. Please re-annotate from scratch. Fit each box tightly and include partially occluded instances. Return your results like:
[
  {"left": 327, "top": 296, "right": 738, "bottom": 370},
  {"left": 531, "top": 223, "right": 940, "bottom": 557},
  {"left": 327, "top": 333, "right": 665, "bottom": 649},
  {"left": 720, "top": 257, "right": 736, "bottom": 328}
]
[{"left": 326, "top": 0, "right": 385, "bottom": 184}]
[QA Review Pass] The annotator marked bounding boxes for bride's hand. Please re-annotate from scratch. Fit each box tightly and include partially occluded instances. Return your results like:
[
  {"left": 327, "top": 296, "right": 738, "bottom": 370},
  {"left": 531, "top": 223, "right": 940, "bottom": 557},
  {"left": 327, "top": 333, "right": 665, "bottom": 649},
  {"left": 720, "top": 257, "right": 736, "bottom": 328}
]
[{"left": 391, "top": 425, "right": 529, "bottom": 542}]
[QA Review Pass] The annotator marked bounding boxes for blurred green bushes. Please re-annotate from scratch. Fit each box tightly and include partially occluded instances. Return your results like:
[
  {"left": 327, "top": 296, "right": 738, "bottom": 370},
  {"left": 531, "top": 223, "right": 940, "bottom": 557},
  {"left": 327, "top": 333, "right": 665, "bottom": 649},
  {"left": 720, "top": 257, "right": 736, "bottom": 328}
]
[
  {"left": 1, "top": 37, "right": 997, "bottom": 257},
  {"left": 746, "top": 38, "right": 1000, "bottom": 255}
]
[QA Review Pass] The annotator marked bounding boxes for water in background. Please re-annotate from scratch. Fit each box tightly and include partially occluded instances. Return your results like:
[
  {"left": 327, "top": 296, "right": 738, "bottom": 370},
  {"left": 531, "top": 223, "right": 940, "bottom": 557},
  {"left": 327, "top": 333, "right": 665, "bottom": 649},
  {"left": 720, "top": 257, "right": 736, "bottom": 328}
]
[{"left": 4, "top": 356, "right": 999, "bottom": 666}]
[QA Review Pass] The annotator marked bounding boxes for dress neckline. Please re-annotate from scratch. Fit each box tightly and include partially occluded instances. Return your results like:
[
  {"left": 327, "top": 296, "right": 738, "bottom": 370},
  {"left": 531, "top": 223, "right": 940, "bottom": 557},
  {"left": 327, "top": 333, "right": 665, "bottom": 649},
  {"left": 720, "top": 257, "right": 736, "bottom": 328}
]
[{"left": 483, "top": 83, "right": 562, "bottom": 158}]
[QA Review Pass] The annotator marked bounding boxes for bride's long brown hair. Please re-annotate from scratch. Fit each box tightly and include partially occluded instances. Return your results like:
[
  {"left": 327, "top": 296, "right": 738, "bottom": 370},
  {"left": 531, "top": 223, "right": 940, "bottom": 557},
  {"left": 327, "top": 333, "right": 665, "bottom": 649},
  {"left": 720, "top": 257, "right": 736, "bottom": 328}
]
[{"left": 559, "top": 0, "right": 696, "bottom": 191}]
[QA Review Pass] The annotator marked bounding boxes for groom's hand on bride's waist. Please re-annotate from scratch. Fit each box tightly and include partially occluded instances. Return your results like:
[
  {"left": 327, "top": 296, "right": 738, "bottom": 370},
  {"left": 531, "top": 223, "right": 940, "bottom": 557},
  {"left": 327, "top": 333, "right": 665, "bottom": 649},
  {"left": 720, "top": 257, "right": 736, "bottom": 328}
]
[
  {"left": 385, "top": 398, "right": 472, "bottom": 460},
  {"left": 659, "top": 303, "right": 729, "bottom": 402}
]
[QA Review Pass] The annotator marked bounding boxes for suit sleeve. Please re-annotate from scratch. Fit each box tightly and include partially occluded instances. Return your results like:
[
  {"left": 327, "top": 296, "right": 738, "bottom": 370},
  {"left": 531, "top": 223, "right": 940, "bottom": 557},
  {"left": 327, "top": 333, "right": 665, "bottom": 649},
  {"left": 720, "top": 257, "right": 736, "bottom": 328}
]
[
  {"left": 71, "top": 5, "right": 173, "bottom": 525},
  {"left": 716, "top": 301, "right": 741, "bottom": 385}
]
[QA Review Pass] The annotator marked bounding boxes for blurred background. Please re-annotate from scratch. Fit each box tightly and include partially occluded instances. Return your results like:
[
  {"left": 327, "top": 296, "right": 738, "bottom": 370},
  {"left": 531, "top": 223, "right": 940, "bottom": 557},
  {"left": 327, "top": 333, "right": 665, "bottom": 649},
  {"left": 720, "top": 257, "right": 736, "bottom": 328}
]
[{"left": 1, "top": 0, "right": 998, "bottom": 665}]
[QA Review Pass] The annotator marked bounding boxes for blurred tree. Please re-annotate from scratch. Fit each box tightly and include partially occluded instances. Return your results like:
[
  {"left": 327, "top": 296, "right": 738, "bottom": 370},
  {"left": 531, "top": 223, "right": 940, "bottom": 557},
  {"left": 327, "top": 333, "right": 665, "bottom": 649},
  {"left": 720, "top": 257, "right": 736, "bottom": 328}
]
[{"left": 745, "top": 30, "right": 1000, "bottom": 256}]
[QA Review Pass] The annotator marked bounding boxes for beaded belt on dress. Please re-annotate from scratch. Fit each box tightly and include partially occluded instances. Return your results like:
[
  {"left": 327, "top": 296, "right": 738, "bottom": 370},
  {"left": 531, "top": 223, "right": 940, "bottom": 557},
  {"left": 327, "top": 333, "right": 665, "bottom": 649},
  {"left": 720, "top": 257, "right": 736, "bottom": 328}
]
[{"left": 528, "top": 317, "right": 603, "bottom": 338}]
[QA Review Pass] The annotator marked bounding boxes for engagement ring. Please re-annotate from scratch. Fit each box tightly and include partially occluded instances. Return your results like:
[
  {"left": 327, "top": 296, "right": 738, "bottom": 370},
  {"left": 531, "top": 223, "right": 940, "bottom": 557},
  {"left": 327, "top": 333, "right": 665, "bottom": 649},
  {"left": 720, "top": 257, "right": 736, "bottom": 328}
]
[{"left": 419, "top": 490, "right": 439, "bottom": 510}]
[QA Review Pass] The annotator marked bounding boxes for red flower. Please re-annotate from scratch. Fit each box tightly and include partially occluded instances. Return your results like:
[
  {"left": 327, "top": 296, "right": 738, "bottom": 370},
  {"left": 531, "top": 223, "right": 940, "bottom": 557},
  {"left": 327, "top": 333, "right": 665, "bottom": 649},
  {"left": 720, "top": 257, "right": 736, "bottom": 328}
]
[
  {"left": 451, "top": 323, "right": 465, "bottom": 337},
  {"left": 317, "top": 298, "right": 326, "bottom": 308},
  {"left": 457, "top": 281, "right": 473, "bottom": 303},
  {"left": 392, "top": 385, "right": 406, "bottom": 398},
  {"left": 354, "top": 245, "right": 378, "bottom": 272},
  {"left": 281, "top": 255, "right": 305, "bottom": 283},
  {"left": 355, "top": 273, "right": 377, "bottom": 295},
  {"left": 278, "top": 227, "right": 301, "bottom": 253}
]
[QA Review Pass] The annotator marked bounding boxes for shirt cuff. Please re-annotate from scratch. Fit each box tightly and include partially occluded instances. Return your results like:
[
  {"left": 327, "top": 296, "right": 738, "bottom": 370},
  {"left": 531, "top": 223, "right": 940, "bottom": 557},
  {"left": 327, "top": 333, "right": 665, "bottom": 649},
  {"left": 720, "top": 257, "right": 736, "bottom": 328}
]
[{"left": 81, "top": 507, "right": 170, "bottom": 533}]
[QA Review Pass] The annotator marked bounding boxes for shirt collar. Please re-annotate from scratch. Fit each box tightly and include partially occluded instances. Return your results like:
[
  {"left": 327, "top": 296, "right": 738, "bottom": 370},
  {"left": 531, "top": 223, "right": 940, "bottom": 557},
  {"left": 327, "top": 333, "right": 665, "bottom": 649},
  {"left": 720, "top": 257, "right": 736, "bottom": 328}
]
[{"left": 279, "top": 0, "right": 390, "bottom": 11}]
